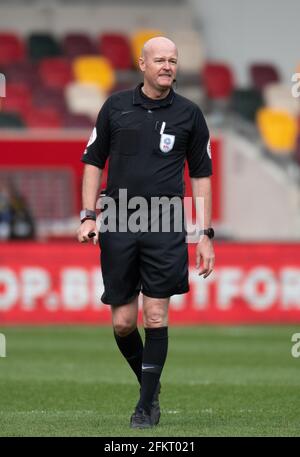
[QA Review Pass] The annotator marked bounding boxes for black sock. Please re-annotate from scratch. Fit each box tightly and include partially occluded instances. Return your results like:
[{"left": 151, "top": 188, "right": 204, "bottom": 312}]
[
  {"left": 138, "top": 326, "right": 168, "bottom": 413},
  {"left": 114, "top": 327, "right": 143, "bottom": 384}
]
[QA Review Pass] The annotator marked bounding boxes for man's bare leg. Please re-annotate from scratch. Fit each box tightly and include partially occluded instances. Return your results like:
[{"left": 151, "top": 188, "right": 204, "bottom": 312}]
[{"left": 111, "top": 296, "right": 143, "bottom": 385}]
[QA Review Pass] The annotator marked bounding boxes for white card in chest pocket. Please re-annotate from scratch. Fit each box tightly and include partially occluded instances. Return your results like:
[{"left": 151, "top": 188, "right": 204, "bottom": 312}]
[{"left": 159, "top": 133, "right": 175, "bottom": 153}]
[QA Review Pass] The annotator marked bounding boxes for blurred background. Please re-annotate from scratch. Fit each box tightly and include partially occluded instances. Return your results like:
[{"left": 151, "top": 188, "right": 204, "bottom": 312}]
[
  {"left": 1, "top": 0, "right": 300, "bottom": 439},
  {"left": 0, "top": 0, "right": 300, "bottom": 324}
]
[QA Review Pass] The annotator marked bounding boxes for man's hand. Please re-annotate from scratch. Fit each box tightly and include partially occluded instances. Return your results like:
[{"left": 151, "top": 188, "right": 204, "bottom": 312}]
[
  {"left": 77, "top": 219, "right": 98, "bottom": 245},
  {"left": 196, "top": 236, "right": 215, "bottom": 278}
]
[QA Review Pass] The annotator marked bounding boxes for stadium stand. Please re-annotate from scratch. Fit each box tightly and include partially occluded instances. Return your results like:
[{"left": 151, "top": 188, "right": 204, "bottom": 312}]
[
  {"left": 256, "top": 108, "right": 298, "bottom": 155},
  {"left": 62, "top": 112, "right": 93, "bottom": 128},
  {"left": 0, "top": 32, "right": 25, "bottom": 66},
  {"left": 0, "top": 2, "right": 299, "bottom": 242},
  {"left": 28, "top": 33, "right": 62, "bottom": 60},
  {"left": 1, "top": 83, "right": 32, "bottom": 117},
  {"left": 249, "top": 63, "right": 280, "bottom": 90},
  {"left": 202, "top": 62, "right": 234, "bottom": 100},
  {"left": 3, "top": 61, "right": 40, "bottom": 89},
  {"left": 230, "top": 88, "right": 263, "bottom": 122},
  {"left": 23, "top": 107, "right": 62, "bottom": 128},
  {"left": 0, "top": 111, "right": 25, "bottom": 127},
  {"left": 32, "top": 86, "right": 68, "bottom": 115},
  {"left": 62, "top": 33, "right": 97, "bottom": 57},
  {"left": 38, "top": 57, "right": 73, "bottom": 89},
  {"left": 170, "top": 30, "right": 205, "bottom": 73},
  {"left": 99, "top": 33, "right": 133, "bottom": 70},
  {"left": 73, "top": 55, "right": 116, "bottom": 91},
  {"left": 0, "top": 168, "right": 76, "bottom": 224},
  {"left": 263, "top": 83, "right": 300, "bottom": 117},
  {"left": 65, "top": 81, "right": 106, "bottom": 120}
]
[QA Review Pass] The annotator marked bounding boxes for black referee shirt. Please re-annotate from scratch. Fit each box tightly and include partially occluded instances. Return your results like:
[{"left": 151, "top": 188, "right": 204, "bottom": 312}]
[{"left": 81, "top": 83, "right": 212, "bottom": 200}]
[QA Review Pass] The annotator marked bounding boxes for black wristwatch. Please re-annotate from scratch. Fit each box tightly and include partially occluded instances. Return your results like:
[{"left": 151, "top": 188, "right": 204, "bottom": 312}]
[
  {"left": 200, "top": 227, "right": 215, "bottom": 239},
  {"left": 80, "top": 209, "right": 96, "bottom": 224}
]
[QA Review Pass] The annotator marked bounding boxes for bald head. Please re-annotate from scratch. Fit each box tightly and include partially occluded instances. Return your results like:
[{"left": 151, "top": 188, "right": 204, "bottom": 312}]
[
  {"left": 142, "top": 36, "right": 178, "bottom": 60},
  {"left": 139, "top": 36, "right": 178, "bottom": 98}
]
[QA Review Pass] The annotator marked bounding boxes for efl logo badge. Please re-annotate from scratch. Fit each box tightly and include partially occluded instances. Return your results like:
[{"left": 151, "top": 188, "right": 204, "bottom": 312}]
[
  {"left": 207, "top": 139, "right": 212, "bottom": 159},
  {"left": 84, "top": 127, "right": 97, "bottom": 155},
  {"left": 160, "top": 134, "right": 175, "bottom": 153}
]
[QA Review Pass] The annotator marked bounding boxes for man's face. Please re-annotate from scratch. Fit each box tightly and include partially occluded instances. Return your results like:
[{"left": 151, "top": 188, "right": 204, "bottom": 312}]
[{"left": 139, "top": 43, "right": 178, "bottom": 91}]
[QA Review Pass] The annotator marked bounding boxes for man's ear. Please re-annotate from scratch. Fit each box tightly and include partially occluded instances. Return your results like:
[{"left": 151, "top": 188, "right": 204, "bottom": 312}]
[{"left": 138, "top": 57, "right": 145, "bottom": 72}]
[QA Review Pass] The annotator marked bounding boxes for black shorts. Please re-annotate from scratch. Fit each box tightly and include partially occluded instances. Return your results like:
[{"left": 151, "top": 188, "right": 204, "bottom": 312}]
[{"left": 99, "top": 205, "right": 189, "bottom": 306}]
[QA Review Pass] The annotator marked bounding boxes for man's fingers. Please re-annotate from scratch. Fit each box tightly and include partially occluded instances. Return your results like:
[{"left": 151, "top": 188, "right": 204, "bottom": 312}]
[
  {"left": 77, "top": 228, "right": 98, "bottom": 244},
  {"left": 202, "top": 258, "right": 215, "bottom": 278},
  {"left": 198, "top": 257, "right": 215, "bottom": 277},
  {"left": 203, "top": 267, "right": 212, "bottom": 279},
  {"left": 198, "top": 258, "right": 209, "bottom": 276},
  {"left": 93, "top": 233, "right": 99, "bottom": 245},
  {"left": 77, "top": 219, "right": 98, "bottom": 245}
]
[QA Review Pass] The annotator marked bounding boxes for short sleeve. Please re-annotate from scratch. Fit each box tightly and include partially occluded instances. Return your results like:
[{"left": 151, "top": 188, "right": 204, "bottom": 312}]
[
  {"left": 186, "top": 107, "right": 212, "bottom": 178},
  {"left": 81, "top": 98, "right": 110, "bottom": 169}
]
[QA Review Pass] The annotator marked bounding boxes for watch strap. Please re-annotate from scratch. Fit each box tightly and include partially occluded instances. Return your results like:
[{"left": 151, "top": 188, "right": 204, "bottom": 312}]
[{"left": 80, "top": 209, "right": 96, "bottom": 223}]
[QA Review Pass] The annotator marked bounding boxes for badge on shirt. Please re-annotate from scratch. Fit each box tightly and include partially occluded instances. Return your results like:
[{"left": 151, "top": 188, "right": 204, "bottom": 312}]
[
  {"left": 160, "top": 134, "right": 175, "bottom": 153},
  {"left": 86, "top": 127, "right": 97, "bottom": 147},
  {"left": 83, "top": 127, "right": 97, "bottom": 154},
  {"left": 207, "top": 139, "right": 212, "bottom": 159}
]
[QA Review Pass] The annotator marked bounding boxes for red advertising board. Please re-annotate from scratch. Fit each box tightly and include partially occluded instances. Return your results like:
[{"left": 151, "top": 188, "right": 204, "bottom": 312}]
[{"left": 1, "top": 242, "right": 300, "bottom": 324}]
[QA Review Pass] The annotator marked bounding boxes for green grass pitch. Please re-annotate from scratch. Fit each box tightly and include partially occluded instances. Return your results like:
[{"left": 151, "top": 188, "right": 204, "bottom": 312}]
[{"left": 0, "top": 325, "right": 299, "bottom": 437}]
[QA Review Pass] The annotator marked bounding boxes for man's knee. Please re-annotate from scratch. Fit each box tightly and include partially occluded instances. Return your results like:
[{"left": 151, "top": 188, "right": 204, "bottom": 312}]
[
  {"left": 143, "top": 296, "right": 169, "bottom": 328},
  {"left": 113, "top": 317, "right": 137, "bottom": 337},
  {"left": 143, "top": 309, "right": 167, "bottom": 328},
  {"left": 111, "top": 298, "right": 139, "bottom": 337}
]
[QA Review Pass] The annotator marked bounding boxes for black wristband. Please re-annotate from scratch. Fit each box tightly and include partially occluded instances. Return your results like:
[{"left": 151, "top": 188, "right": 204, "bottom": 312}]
[
  {"left": 80, "top": 209, "right": 96, "bottom": 223},
  {"left": 81, "top": 216, "right": 96, "bottom": 224}
]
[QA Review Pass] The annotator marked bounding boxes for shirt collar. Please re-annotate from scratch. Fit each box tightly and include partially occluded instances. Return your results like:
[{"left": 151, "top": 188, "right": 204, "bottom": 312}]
[{"left": 133, "top": 83, "right": 174, "bottom": 109}]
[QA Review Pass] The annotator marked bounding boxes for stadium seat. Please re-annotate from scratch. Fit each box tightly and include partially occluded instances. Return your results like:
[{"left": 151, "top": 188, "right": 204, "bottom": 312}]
[
  {"left": 23, "top": 107, "right": 62, "bottom": 128},
  {"left": 28, "top": 33, "right": 61, "bottom": 60},
  {"left": 170, "top": 30, "right": 205, "bottom": 73},
  {"left": 0, "top": 32, "right": 25, "bottom": 66},
  {"left": 112, "top": 81, "right": 139, "bottom": 94},
  {"left": 202, "top": 62, "right": 234, "bottom": 100},
  {"left": 73, "top": 56, "right": 116, "bottom": 92},
  {"left": 65, "top": 82, "right": 106, "bottom": 120},
  {"left": 4, "top": 61, "right": 40, "bottom": 88},
  {"left": 256, "top": 108, "right": 298, "bottom": 154},
  {"left": 175, "top": 85, "right": 204, "bottom": 106},
  {"left": 231, "top": 88, "right": 264, "bottom": 122},
  {"left": 62, "top": 113, "right": 93, "bottom": 128},
  {"left": 1, "top": 83, "right": 32, "bottom": 117},
  {"left": 62, "top": 33, "right": 96, "bottom": 58},
  {"left": 32, "top": 86, "right": 67, "bottom": 114},
  {"left": 38, "top": 57, "right": 73, "bottom": 89},
  {"left": 250, "top": 63, "right": 280, "bottom": 91},
  {"left": 0, "top": 112, "right": 25, "bottom": 128},
  {"left": 131, "top": 29, "right": 163, "bottom": 67},
  {"left": 99, "top": 33, "right": 133, "bottom": 70},
  {"left": 263, "top": 83, "right": 300, "bottom": 117}
]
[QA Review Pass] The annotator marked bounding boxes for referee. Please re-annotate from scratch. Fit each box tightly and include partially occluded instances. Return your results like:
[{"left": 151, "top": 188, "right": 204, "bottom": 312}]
[{"left": 77, "top": 36, "right": 215, "bottom": 429}]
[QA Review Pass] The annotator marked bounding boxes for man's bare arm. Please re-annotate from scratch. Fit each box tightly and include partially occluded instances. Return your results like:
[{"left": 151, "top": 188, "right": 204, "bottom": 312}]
[
  {"left": 191, "top": 176, "right": 212, "bottom": 229},
  {"left": 191, "top": 176, "right": 215, "bottom": 278},
  {"left": 77, "top": 164, "right": 103, "bottom": 244},
  {"left": 82, "top": 164, "right": 103, "bottom": 210}
]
